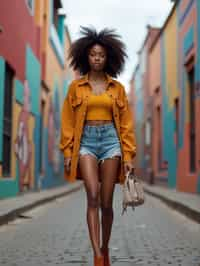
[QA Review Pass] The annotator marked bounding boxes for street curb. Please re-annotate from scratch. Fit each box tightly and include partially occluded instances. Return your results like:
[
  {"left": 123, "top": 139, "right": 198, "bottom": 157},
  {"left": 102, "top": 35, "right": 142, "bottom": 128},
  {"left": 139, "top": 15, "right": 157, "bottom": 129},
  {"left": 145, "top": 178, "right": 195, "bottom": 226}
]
[
  {"left": 144, "top": 187, "right": 200, "bottom": 224},
  {"left": 0, "top": 183, "right": 83, "bottom": 226}
]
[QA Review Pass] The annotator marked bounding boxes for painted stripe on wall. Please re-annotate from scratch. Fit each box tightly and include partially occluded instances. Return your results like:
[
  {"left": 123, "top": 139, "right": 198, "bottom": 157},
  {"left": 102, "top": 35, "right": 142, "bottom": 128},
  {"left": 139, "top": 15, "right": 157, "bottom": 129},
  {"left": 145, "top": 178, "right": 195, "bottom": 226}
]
[
  {"left": 0, "top": 57, "right": 5, "bottom": 162},
  {"left": 183, "top": 25, "right": 194, "bottom": 55},
  {"left": 15, "top": 79, "right": 24, "bottom": 104},
  {"left": 179, "top": 0, "right": 195, "bottom": 25},
  {"left": 26, "top": 45, "right": 41, "bottom": 115}
]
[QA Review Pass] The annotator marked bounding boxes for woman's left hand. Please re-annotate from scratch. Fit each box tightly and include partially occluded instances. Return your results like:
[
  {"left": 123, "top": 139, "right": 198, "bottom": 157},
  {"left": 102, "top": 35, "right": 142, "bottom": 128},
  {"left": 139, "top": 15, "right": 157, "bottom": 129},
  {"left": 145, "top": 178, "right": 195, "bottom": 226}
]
[{"left": 124, "top": 161, "right": 135, "bottom": 176}]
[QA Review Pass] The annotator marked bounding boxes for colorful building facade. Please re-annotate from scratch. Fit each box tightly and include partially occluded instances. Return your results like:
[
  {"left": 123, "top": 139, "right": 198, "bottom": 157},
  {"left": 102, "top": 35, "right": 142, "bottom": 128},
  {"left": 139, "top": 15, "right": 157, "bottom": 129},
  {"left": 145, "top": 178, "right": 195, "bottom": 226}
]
[
  {"left": 131, "top": 0, "right": 200, "bottom": 193},
  {"left": 130, "top": 26, "right": 160, "bottom": 179},
  {"left": 0, "top": 0, "right": 75, "bottom": 198}
]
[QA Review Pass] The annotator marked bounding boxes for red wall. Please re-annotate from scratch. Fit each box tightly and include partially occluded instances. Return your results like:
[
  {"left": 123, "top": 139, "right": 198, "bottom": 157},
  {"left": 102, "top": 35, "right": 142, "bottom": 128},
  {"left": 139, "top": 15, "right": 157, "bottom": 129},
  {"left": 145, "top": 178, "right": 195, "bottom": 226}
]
[{"left": 0, "top": 0, "right": 38, "bottom": 81}]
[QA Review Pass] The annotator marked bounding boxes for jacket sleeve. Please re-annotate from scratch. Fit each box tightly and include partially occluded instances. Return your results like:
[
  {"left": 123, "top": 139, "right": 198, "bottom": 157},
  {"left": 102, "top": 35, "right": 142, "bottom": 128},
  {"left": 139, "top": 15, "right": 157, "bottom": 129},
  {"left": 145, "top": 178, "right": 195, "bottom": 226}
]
[
  {"left": 119, "top": 86, "right": 137, "bottom": 162},
  {"left": 59, "top": 82, "right": 75, "bottom": 157}
]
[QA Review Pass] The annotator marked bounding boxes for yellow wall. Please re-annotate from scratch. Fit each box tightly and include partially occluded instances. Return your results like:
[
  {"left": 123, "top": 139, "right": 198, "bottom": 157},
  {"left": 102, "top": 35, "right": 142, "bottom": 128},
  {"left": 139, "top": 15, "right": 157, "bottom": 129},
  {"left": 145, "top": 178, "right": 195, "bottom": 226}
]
[
  {"left": 12, "top": 102, "right": 35, "bottom": 187},
  {"left": 34, "top": 0, "right": 45, "bottom": 27},
  {"left": 12, "top": 102, "right": 20, "bottom": 180},
  {"left": 164, "top": 8, "right": 179, "bottom": 108},
  {"left": 45, "top": 46, "right": 65, "bottom": 89}
]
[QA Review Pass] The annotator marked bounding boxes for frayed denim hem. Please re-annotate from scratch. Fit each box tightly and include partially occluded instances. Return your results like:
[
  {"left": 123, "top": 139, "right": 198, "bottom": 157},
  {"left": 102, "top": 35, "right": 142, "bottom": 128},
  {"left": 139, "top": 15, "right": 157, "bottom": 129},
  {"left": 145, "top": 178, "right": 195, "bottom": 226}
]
[
  {"left": 98, "top": 150, "right": 122, "bottom": 165},
  {"left": 79, "top": 149, "right": 121, "bottom": 165}
]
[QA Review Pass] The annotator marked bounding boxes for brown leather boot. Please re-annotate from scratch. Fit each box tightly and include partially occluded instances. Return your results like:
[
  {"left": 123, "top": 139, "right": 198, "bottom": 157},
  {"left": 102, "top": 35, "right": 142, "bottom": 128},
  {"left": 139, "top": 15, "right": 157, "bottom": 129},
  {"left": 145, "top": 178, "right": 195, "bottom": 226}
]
[
  {"left": 94, "top": 255, "right": 104, "bottom": 266},
  {"left": 101, "top": 247, "right": 110, "bottom": 266}
]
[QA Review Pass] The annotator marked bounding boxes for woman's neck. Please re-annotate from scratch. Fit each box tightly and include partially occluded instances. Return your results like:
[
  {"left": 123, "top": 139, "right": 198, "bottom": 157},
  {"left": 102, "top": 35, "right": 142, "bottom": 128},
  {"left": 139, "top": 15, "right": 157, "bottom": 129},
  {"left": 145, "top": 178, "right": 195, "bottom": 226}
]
[{"left": 88, "top": 71, "right": 106, "bottom": 82}]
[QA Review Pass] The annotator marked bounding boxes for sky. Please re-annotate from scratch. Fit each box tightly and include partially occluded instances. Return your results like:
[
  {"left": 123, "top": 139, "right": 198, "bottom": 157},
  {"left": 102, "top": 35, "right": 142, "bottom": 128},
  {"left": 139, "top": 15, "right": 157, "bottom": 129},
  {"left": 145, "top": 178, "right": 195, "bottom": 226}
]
[{"left": 62, "top": 0, "right": 174, "bottom": 92}]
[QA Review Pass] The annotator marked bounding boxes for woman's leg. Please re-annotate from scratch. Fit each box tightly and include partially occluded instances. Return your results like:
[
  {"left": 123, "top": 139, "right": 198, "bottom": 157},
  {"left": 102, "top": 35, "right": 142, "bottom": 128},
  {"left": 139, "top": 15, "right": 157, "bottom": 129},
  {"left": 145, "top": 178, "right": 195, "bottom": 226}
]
[
  {"left": 99, "top": 156, "right": 121, "bottom": 250},
  {"left": 78, "top": 154, "right": 102, "bottom": 257}
]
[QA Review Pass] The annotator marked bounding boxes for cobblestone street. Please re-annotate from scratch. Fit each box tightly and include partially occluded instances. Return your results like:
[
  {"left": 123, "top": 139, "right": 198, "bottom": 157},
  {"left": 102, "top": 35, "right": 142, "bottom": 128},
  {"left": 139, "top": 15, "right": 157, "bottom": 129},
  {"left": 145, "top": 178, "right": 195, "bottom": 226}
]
[{"left": 0, "top": 186, "right": 199, "bottom": 266}]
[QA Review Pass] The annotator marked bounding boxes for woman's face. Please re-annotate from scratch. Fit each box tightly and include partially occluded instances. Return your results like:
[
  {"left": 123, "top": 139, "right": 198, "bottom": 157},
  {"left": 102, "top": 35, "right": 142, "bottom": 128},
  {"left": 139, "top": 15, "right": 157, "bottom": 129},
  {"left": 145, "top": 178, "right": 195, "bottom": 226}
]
[{"left": 88, "top": 44, "right": 107, "bottom": 72}]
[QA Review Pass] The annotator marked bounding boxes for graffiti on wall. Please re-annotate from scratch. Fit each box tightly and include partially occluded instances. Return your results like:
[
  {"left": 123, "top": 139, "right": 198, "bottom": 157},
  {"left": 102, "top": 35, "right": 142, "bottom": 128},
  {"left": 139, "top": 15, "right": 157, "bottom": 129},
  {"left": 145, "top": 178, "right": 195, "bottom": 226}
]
[
  {"left": 48, "top": 90, "right": 60, "bottom": 174},
  {"left": 14, "top": 80, "right": 32, "bottom": 191}
]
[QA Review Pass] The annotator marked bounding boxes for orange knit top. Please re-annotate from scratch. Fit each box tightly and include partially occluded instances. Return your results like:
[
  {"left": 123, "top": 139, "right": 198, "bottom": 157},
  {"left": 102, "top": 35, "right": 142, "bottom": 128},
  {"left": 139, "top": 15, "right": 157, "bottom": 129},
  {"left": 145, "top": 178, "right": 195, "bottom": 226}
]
[{"left": 86, "top": 91, "right": 113, "bottom": 120}]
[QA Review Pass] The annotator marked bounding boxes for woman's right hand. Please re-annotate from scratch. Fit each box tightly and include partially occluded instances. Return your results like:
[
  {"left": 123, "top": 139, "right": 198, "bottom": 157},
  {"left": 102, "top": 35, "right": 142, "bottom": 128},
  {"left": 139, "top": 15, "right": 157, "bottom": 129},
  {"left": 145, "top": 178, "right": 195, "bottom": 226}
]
[{"left": 64, "top": 157, "right": 71, "bottom": 173}]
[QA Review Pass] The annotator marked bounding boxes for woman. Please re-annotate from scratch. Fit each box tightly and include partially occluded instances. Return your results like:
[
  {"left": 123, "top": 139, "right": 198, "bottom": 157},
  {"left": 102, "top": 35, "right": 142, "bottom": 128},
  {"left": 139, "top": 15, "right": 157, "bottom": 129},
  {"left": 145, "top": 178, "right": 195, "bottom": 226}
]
[{"left": 59, "top": 26, "right": 136, "bottom": 266}]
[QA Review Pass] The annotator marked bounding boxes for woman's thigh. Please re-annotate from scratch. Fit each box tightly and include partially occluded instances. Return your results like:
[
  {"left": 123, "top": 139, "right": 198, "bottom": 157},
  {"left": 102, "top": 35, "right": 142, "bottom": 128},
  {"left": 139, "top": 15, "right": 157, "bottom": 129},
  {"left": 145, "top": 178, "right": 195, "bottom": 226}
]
[
  {"left": 99, "top": 156, "right": 121, "bottom": 205},
  {"left": 78, "top": 154, "right": 100, "bottom": 202}
]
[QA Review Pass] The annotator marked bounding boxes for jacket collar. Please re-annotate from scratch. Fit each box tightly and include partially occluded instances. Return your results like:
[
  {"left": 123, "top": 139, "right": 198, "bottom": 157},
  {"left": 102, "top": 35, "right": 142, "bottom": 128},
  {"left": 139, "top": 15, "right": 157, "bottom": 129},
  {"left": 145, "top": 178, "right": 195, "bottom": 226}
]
[{"left": 77, "top": 73, "right": 115, "bottom": 87}]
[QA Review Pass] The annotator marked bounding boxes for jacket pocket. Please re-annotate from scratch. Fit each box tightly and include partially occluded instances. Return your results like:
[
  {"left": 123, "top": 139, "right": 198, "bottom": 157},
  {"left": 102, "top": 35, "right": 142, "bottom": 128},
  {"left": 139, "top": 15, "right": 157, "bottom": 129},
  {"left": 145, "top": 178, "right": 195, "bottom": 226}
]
[
  {"left": 116, "top": 98, "right": 124, "bottom": 108},
  {"left": 72, "top": 97, "right": 82, "bottom": 108}
]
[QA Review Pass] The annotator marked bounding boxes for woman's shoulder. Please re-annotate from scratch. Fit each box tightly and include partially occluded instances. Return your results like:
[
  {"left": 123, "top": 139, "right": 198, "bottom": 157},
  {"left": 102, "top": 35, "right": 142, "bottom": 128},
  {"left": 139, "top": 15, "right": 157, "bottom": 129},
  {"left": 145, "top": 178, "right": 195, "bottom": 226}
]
[
  {"left": 111, "top": 78, "right": 126, "bottom": 94},
  {"left": 69, "top": 77, "right": 82, "bottom": 87},
  {"left": 69, "top": 75, "right": 89, "bottom": 88},
  {"left": 67, "top": 77, "right": 85, "bottom": 92}
]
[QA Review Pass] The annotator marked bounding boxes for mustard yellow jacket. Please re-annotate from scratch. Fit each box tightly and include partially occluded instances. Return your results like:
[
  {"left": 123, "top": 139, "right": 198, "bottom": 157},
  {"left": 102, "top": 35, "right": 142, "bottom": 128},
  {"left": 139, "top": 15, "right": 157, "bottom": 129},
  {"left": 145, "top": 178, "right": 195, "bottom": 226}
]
[{"left": 59, "top": 73, "right": 136, "bottom": 184}]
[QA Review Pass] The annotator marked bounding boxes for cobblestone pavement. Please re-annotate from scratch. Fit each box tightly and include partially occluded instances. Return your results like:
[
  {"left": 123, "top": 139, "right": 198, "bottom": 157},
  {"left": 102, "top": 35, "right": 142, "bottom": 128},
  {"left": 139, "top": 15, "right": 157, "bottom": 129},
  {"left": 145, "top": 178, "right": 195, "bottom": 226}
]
[{"left": 0, "top": 185, "right": 199, "bottom": 266}]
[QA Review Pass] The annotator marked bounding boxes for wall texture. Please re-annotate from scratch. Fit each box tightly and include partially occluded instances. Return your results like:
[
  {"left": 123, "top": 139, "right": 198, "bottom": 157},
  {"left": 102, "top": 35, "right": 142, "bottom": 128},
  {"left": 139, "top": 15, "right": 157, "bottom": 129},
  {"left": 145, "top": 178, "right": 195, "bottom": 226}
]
[
  {"left": 131, "top": 0, "right": 200, "bottom": 193},
  {"left": 0, "top": 0, "right": 74, "bottom": 198}
]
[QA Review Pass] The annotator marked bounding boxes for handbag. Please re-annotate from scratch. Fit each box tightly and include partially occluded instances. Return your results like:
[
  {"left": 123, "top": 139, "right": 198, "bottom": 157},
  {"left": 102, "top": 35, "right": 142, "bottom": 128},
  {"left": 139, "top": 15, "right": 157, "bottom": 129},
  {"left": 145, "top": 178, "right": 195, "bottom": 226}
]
[{"left": 121, "top": 169, "right": 145, "bottom": 215}]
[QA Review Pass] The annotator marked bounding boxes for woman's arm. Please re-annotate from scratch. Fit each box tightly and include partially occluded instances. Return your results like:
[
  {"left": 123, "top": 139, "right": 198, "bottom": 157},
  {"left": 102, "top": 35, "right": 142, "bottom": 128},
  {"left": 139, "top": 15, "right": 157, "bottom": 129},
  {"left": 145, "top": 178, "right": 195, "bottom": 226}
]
[
  {"left": 59, "top": 82, "right": 75, "bottom": 157},
  {"left": 119, "top": 85, "right": 137, "bottom": 163}
]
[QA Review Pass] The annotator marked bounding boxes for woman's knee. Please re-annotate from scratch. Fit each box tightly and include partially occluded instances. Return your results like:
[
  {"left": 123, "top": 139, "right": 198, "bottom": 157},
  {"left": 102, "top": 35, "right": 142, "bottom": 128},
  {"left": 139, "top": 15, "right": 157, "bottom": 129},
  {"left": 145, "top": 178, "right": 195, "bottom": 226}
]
[
  {"left": 87, "top": 192, "right": 99, "bottom": 208},
  {"left": 101, "top": 204, "right": 113, "bottom": 216}
]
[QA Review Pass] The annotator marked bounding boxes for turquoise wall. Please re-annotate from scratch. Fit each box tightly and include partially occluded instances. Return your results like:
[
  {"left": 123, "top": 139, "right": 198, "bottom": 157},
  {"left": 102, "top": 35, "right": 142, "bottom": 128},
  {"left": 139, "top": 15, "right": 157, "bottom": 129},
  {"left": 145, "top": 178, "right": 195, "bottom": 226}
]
[{"left": 26, "top": 45, "right": 41, "bottom": 115}]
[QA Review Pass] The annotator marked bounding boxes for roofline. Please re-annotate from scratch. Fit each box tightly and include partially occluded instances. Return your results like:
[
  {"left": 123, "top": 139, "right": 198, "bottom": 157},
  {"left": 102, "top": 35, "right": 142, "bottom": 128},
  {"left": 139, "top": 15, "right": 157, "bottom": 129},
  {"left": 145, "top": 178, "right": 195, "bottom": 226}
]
[
  {"left": 131, "top": 0, "right": 178, "bottom": 80},
  {"left": 138, "top": 25, "right": 161, "bottom": 54},
  {"left": 131, "top": 25, "right": 160, "bottom": 80},
  {"left": 149, "top": 0, "right": 179, "bottom": 52}
]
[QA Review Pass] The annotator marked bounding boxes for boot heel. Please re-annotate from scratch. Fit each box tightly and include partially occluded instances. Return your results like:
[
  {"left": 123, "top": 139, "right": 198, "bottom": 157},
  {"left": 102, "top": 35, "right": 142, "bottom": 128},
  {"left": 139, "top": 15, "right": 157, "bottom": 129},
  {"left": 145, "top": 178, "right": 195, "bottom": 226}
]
[
  {"left": 101, "top": 247, "right": 110, "bottom": 266},
  {"left": 94, "top": 255, "right": 104, "bottom": 266}
]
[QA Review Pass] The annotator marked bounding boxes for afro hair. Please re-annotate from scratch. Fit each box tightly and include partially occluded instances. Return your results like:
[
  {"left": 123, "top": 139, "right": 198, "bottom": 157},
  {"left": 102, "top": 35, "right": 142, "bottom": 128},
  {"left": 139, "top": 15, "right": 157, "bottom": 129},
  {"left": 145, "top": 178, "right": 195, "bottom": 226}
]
[{"left": 68, "top": 26, "right": 128, "bottom": 77}]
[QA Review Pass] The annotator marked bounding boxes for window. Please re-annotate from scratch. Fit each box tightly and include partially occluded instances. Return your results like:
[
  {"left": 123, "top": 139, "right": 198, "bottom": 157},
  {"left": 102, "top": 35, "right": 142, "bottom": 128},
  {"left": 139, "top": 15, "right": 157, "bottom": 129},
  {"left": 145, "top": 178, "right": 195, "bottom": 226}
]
[
  {"left": 145, "top": 119, "right": 151, "bottom": 146},
  {"left": 49, "top": 0, "right": 65, "bottom": 66},
  {"left": 53, "top": 6, "right": 59, "bottom": 30},
  {"left": 53, "top": 0, "right": 62, "bottom": 31},
  {"left": 2, "top": 63, "right": 14, "bottom": 177},
  {"left": 188, "top": 67, "right": 196, "bottom": 172},
  {"left": 26, "top": 0, "right": 34, "bottom": 15}
]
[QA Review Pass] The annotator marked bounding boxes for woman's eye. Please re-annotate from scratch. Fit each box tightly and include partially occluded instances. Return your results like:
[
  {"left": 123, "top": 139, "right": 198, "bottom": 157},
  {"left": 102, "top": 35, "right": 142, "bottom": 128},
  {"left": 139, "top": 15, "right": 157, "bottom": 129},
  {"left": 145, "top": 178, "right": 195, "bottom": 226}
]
[{"left": 89, "top": 53, "right": 105, "bottom": 59}]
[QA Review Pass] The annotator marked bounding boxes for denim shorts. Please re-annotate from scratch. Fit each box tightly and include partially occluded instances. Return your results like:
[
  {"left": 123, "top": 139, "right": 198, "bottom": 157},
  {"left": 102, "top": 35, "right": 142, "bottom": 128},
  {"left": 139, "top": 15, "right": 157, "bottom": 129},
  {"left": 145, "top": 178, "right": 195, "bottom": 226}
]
[{"left": 79, "top": 122, "right": 122, "bottom": 164}]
